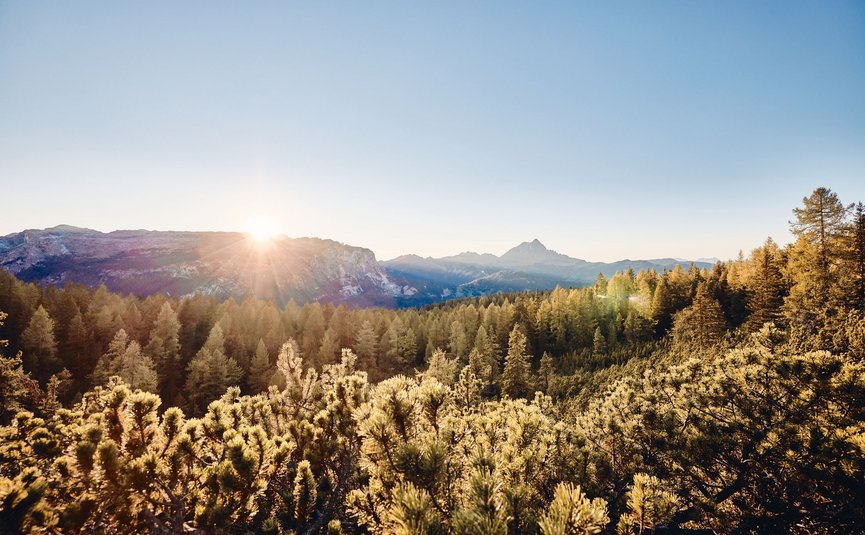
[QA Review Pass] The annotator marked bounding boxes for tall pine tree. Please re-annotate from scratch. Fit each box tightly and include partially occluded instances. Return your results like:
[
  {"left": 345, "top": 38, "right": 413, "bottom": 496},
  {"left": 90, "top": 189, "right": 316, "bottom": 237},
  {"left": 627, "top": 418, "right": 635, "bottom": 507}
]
[{"left": 502, "top": 325, "right": 531, "bottom": 398}]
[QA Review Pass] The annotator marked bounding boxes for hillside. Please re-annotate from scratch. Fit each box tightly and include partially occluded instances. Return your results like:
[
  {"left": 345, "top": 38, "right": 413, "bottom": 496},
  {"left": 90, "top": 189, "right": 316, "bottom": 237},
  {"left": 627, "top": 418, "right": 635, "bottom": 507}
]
[{"left": 0, "top": 226, "right": 409, "bottom": 306}]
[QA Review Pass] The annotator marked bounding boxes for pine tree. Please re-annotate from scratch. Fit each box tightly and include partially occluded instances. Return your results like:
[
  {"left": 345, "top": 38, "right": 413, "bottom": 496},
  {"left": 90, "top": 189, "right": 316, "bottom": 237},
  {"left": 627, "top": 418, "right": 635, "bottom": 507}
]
[
  {"left": 383, "top": 317, "right": 404, "bottom": 365},
  {"left": 91, "top": 329, "right": 131, "bottom": 386},
  {"left": 844, "top": 202, "right": 865, "bottom": 310},
  {"left": 116, "top": 341, "right": 158, "bottom": 393},
  {"left": 185, "top": 324, "right": 243, "bottom": 413},
  {"left": 502, "top": 325, "right": 531, "bottom": 398},
  {"left": 650, "top": 279, "right": 673, "bottom": 336},
  {"left": 593, "top": 273, "right": 608, "bottom": 296},
  {"left": 448, "top": 319, "right": 468, "bottom": 360},
  {"left": 247, "top": 339, "right": 272, "bottom": 393},
  {"left": 672, "top": 282, "right": 726, "bottom": 348},
  {"left": 786, "top": 187, "right": 850, "bottom": 328},
  {"left": 791, "top": 187, "right": 849, "bottom": 289},
  {"left": 537, "top": 352, "right": 554, "bottom": 393},
  {"left": 145, "top": 302, "right": 181, "bottom": 399},
  {"left": 592, "top": 327, "right": 607, "bottom": 356},
  {"left": 425, "top": 348, "right": 459, "bottom": 386},
  {"left": 20, "top": 305, "right": 59, "bottom": 380},
  {"left": 746, "top": 238, "right": 786, "bottom": 330},
  {"left": 397, "top": 328, "right": 418, "bottom": 367},
  {"left": 538, "top": 482, "right": 608, "bottom": 535},
  {"left": 63, "top": 310, "right": 90, "bottom": 384},
  {"left": 318, "top": 326, "right": 340, "bottom": 367},
  {"left": 468, "top": 324, "right": 499, "bottom": 387},
  {"left": 0, "top": 310, "right": 41, "bottom": 424},
  {"left": 607, "top": 272, "right": 636, "bottom": 302},
  {"left": 301, "top": 304, "right": 326, "bottom": 364},
  {"left": 623, "top": 311, "right": 654, "bottom": 344},
  {"left": 354, "top": 320, "right": 379, "bottom": 371}
]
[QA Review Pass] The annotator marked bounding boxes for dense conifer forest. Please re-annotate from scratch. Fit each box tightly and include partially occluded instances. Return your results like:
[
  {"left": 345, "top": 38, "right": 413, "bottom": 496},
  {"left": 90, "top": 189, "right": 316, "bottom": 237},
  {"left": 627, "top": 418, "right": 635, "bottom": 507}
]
[{"left": 2, "top": 187, "right": 865, "bottom": 533}]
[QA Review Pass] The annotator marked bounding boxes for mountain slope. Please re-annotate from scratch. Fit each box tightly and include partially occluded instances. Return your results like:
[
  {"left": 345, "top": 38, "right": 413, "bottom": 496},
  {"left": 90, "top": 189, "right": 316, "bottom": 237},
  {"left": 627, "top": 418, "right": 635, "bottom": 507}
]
[{"left": 0, "top": 226, "right": 410, "bottom": 306}]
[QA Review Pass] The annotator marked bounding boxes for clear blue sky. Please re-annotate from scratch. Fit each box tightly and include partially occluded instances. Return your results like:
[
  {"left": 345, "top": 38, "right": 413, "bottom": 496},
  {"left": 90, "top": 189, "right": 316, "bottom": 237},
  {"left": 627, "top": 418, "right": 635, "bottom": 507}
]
[{"left": 1, "top": 1, "right": 864, "bottom": 261}]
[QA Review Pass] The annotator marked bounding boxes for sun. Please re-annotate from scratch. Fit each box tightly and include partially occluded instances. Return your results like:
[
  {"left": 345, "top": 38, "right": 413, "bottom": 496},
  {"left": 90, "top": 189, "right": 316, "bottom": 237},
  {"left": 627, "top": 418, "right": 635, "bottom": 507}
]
[{"left": 244, "top": 216, "right": 280, "bottom": 243}]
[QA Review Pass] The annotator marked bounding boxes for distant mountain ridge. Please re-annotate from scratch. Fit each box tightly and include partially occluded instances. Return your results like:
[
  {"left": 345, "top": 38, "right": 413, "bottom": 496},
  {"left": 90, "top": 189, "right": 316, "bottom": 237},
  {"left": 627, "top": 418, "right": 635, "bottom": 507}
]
[
  {"left": 0, "top": 226, "right": 715, "bottom": 307},
  {"left": 383, "top": 239, "right": 714, "bottom": 304}
]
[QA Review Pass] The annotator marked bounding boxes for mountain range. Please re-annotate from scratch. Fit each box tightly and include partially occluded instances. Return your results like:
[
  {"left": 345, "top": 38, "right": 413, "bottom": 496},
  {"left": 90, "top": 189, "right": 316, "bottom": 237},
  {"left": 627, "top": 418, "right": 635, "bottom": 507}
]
[{"left": 0, "top": 226, "right": 714, "bottom": 307}]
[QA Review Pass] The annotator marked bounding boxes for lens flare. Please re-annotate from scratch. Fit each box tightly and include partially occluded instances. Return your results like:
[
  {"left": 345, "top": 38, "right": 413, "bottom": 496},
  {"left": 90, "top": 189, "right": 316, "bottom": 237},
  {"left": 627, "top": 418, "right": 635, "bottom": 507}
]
[{"left": 244, "top": 216, "right": 279, "bottom": 243}]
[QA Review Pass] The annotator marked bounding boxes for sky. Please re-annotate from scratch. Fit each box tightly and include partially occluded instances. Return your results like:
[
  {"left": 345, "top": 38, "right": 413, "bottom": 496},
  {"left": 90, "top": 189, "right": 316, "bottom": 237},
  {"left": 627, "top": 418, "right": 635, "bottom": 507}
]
[{"left": 1, "top": 1, "right": 864, "bottom": 262}]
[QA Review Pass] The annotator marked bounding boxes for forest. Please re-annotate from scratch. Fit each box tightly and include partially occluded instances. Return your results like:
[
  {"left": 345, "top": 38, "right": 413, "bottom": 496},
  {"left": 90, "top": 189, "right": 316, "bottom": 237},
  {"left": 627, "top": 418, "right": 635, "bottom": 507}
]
[{"left": 1, "top": 187, "right": 865, "bottom": 534}]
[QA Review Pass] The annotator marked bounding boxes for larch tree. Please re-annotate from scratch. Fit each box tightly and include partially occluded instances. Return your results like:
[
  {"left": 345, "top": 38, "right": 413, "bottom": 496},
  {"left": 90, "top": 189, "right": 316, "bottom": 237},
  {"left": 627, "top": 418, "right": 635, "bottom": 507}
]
[
  {"left": 650, "top": 278, "right": 673, "bottom": 336},
  {"left": 746, "top": 238, "right": 786, "bottom": 331},
  {"left": 843, "top": 202, "right": 865, "bottom": 310},
  {"left": 786, "top": 187, "right": 850, "bottom": 329},
  {"left": 317, "top": 326, "right": 340, "bottom": 367},
  {"left": 592, "top": 326, "right": 607, "bottom": 356},
  {"left": 20, "top": 305, "right": 59, "bottom": 381},
  {"left": 353, "top": 320, "right": 379, "bottom": 372},
  {"left": 184, "top": 323, "right": 242, "bottom": 413},
  {"left": 63, "top": 310, "right": 90, "bottom": 383},
  {"left": 424, "top": 348, "right": 459, "bottom": 386},
  {"left": 246, "top": 338, "right": 272, "bottom": 393},
  {"left": 91, "top": 329, "right": 131, "bottom": 386},
  {"left": 397, "top": 327, "right": 418, "bottom": 367},
  {"left": 537, "top": 352, "right": 554, "bottom": 393},
  {"left": 145, "top": 301, "right": 181, "bottom": 399},
  {"left": 502, "top": 325, "right": 532, "bottom": 398},
  {"left": 115, "top": 340, "right": 158, "bottom": 393},
  {"left": 672, "top": 282, "right": 726, "bottom": 348}
]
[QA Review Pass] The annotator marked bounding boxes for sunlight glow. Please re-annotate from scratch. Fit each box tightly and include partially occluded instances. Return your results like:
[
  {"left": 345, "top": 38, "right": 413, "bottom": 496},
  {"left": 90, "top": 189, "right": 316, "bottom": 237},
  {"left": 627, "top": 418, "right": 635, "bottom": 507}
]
[{"left": 244, "top": 216, "right": 280, "bottom": 243}]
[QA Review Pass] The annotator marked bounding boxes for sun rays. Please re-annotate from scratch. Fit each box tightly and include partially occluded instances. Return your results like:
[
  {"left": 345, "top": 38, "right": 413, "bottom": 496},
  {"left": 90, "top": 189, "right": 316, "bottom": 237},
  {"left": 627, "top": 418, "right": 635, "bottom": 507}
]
[{"left": 244, "top": 216, "right": 280, "bottom": 244}]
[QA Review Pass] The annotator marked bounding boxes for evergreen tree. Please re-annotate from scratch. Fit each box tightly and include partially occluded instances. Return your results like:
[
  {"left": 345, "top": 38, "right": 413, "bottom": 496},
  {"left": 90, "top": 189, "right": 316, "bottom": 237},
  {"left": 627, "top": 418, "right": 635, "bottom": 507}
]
[
  {"left": 0, "top": 310, "right": 42, "bottom": 424},
  {"left": 20, "top": 305, "right": 59, "bottom": 380},
  {"left": 791, "top": 186, "right": 849, "bottom": 288},
  {"left": 672, "top": 282, "right": 726, "bottom": 348},
  {"left": 593, "top": 273, "right": 608, "bottom": 296},
  {"left": 425, "top": 348, "right": 459, "bottom": 386},
  {"left": 354, "top": 320, "right": 379, "bottom": 372},
  {"left": 786, "top": 187, "right": 849, "bottom": 328},
  {"left": 448, "top": 319, "right": 468, "bottom": 360},
  {"left": 397, "top": 327, "right": 418, "bottom": 367},
  {"left": 623, "top": 311, "right": 653, "bottom": 345},
  {"left": 115, "top": 341, "right": 158, "bottom": 393},
  {"left": 844, "top": 202, "right": 865, "bottom": 310},
  {"left": 91, "top": 329, "right": 131, "bottom": 386},
  {"left": 301, "top": 303, "right": 325, "bottom": 363},
  {"left": 650, "top": 279, "right": 673, "bottom": 336},
  {"left": 247, "top": 339, "right": 272, "bottom": 393},
  {"left": 537, "top": 352, "right": 554, "bottom": 393},
  {"left": 318, "top": 326, "right": 340, "bottom": 367},
  {"left": 538, "top": 482, "right": 608, "bottom": 535},
  {"left": 502, "top": 325, "right": 531, "bottom": 398},
  {"left": 746, "top": 238, "right": 786, "bottom": 330},
  {"left": 145, "top": 302, "right": 181, "bottom": 398},
  {"left": 62, "top": 310, "right": 90, "bottom": 386},
  {"left": 184, "top": 324, "right": 242, "bottom": 413},
  {"left": 592, "top": 327, "right": 607, "bottom": 356},
  {"left": 607, "top": 272, "right": 636, "bottom": 302}
]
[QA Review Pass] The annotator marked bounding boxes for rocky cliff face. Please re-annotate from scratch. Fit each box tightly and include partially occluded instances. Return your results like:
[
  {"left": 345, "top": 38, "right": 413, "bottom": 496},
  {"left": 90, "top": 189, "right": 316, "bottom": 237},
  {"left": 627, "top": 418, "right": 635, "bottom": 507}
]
[{"left": 0, "top": 226, "right": 411, "bottom": 306}]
